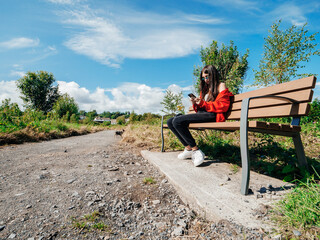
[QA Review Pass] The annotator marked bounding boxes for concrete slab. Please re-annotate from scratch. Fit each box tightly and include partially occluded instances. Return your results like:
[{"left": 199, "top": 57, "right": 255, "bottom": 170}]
[{"left": 141, "top": 150, "right": 293, "bottom": 230}]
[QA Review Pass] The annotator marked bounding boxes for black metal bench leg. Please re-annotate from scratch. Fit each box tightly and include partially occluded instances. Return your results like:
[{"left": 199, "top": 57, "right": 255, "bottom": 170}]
[
  {"left": 161, "top": 115, "right": 165, "bottom": 152},
  {"left": 292, "top": 133, "right": 308, "bottom": 169},
  {"left": 240, "top": 98, "right": 250, "bottom": 195},
  {"left": 240, "top": 125, "right": 250, "bottom": 195}
]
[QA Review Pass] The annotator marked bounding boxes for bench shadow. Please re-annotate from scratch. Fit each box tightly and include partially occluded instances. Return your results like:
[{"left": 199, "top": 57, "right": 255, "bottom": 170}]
[{"left": 198, "top": 140, "right": 320, "bottom": 182}]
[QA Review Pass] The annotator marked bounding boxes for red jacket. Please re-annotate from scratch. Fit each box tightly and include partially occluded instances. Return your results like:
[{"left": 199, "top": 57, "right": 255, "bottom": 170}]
[{"left": 193, "top": 88, "right": 234, "bottom": 122}]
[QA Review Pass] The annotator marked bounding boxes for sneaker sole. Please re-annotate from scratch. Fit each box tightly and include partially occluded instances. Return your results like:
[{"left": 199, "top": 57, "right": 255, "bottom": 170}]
[{"left": 193, "top": 159, "right": 204, "bottom": 167}]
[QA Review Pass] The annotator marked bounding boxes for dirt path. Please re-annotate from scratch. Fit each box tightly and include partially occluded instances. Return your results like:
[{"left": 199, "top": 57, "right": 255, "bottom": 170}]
[{"left": 0, "top": 130, "right": 267, "bottom": 239}]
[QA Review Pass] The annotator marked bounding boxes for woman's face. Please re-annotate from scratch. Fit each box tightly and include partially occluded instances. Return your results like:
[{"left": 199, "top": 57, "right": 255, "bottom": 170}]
[{"left": 202, "top": 71, "right": 210, "bottom": 84}]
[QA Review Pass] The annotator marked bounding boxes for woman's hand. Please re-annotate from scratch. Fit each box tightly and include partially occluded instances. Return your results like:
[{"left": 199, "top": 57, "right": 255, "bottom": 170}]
[{"left": 190, "top": 97, "right": 201, "bottom": 105}]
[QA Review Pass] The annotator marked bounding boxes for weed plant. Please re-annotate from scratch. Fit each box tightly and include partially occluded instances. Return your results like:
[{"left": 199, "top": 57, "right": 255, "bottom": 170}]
[
  {"left": 71, "top": 211, "right": 111, "bottom": 232},
  {"left": 143, "top": 177, "right": 156, "bottom": 185},
  {"left": 272, "top": 175, "right": 320, "bottom": 239}
]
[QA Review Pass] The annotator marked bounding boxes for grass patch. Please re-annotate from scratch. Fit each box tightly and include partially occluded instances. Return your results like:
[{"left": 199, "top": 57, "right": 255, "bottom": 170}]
[
  {"left": 271, "top": 175, "right": 320, "bottom": 239},
  {"left": 143, "top": 177, "right": 156, "bottom": 185},
  {"left": 71, "top": 211, "right": 111, "bottom": 233},
  {"left": 230, "top": 164, "right": 239, "bottom": 174}
]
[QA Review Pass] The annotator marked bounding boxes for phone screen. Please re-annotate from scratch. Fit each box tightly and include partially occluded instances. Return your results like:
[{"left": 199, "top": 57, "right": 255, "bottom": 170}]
[{"left": 188, "top": 93, "right": 196, "bottom": 98}]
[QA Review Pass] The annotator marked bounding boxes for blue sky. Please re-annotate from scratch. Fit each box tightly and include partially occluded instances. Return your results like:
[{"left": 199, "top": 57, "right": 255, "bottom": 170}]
[{"left": 0, "top": 0, "right": 320, "bottom": 113}]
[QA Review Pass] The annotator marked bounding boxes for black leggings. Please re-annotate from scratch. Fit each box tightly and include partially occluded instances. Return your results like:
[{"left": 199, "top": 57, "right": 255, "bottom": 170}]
[{"left": 167, "top": 112, "right": 216, "bottom": 148}]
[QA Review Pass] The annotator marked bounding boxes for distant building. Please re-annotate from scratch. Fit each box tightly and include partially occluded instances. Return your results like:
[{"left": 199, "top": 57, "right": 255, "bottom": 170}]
[
  {"left": 110, "top": 119, "right": 117, "bottom": 125},
  {"left": 93, "top": 117, "right": 111, "bottom": 123}
]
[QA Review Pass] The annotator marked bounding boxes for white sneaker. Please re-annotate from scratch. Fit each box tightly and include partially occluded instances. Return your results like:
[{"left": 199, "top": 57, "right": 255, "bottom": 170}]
[
  {"left": 178, "top": 149, "right": 193, "bottom": 159},
  {"left": 192, "top": 149, "right": 205, "bottom": 167}
]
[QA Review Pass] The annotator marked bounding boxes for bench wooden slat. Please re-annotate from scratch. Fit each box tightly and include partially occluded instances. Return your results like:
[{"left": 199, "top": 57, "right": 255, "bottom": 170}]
[
  {"left": 230, "top": 89, "right": 313, "bottom": 111},
  {"left": 233, "top": 76, "right": 316, "bottom": 103},
  {"left": 227, "top": 102, "right": 309, "bottom": 120},
  {"left": 188, "top": 102, "right": 309, "bottom": 120}
]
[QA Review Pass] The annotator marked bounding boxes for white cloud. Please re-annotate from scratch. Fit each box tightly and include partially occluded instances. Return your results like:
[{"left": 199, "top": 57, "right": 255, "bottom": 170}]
[
  {"left": 0, "top": 81, "right": 23, "bottom": 106},
  {"left": 0, "top": 80, "right": 193, "bottom": 114},
  {"left": 46, "top": 0, "right": 83, "bottom": 5},
  {"left": 10, "top": 71, "right": 25, "bottom": 78},
  {"left": 199, "top": 0, "right": 259, "bottom": 10},
  {"left": 0, "top": 37, "right": 40, "bottom": 49},
  {"left": 58, "top": 81, "right": 167, "bottom": 113},
  {"left": 62, "top": 7, "right": 213, "bottom": 67},
  {"left": 268, "top": 3, "right": 307, "bottom": 26},
  {"left": 314, "top": 82, "right": 320, "bottom": 99}
]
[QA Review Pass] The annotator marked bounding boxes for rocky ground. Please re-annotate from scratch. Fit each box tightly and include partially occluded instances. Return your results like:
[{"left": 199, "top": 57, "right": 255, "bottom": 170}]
[{"left": 0, "top": 130, "right": 270, "bottom": 239}]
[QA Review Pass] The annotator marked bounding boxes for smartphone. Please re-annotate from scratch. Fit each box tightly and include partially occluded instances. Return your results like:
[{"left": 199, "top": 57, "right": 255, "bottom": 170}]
[{"left": 188, "top": 93, "right": 196, "bottom": 98}]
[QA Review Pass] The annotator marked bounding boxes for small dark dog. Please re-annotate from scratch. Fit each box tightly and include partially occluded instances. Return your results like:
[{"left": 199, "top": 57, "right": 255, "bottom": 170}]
[{"left": 115, "top": 130, "right": 125, "bottom": 137}]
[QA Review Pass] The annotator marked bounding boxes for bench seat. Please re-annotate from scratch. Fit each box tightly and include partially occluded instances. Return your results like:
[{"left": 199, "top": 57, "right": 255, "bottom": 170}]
[{"left": 164, "top": 121, "right": 301, "bottom": 132}]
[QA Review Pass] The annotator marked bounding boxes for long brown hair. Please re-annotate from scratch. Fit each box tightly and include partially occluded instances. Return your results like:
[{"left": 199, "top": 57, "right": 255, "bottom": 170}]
[{"left": 199, "top": 65, "right": 220, "bottom": 101}]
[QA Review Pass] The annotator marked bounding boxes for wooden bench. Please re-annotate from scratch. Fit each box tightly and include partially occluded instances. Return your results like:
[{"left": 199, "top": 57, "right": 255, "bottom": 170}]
[{"left": 161, "top": 76, "right": 317, "bottom": 195}]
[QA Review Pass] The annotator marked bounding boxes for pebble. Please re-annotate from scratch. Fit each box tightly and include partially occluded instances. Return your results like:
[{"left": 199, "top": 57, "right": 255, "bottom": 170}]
[
  {"left": 67, "top": 178, "right": 76, "bottom": 184},
  {"left": 152, "top": 200, "right": 160, "bottom": 205},
  {"left": 0, "top": 225, "right": 5, "bottom": 231},
  {"left": 72, "top": 191, "right": 79, "bottom": 197},
  {"left": 171, "top": 226, "right": 184, "bottom": 236},
  {"left": 293, "top": 230, "right": 302, "bottom": 236},
  {"left": 161, "top": 179, "right": 168, "bottom": 184},
  {"left": 26, "top": 205, "right": 32, "bottom": 209},
  {"left": 8, "top": 233, "right": 16, "bottom": 239},
  {"left": 15, "top": 193, "right": 25, "bottom": 196},
  {"left": 272, "top": 234, "right": 282, "bottom": 240},
  {"left": 108, "top": 167, "right": 119, "bottom": 171},
  {"left": 137, "top": 171, "right": 143, "bottom": 174}
]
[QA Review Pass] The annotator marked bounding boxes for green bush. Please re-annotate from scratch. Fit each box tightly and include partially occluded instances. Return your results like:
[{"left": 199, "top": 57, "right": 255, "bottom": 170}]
[
  {"left": 302, "top": 98, "right": 320, "bottom": 124},
  {"left": 102, "top": 121, "right": 111, "bottom": 126},
  {"left": 0, "top": 99, "right": 23, "bottom": 122},
  {"left": 22, "top": 109, "right": 46, "bottom": 123},
  {"left": 70, "top": 113, "right": 79, "bottom": 123},
  {"left": 52, "top": 94, "right": 79, "bottom": 119},
  {"left": 116, "top": 115, "right": 126, "bottom": 125}
]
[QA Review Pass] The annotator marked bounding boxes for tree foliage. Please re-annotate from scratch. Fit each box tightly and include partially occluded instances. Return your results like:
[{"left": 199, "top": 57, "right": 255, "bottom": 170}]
[
  {"left": 160, "top": 90, "right": 185, "bottom": 115},
  {"left": 116, "top": 115, "right": 126, "bottom": 125},
  {"left": 194, "top": 40, "right": 249, "bottom": 94},
  {"left": 17, "top": 71, "right": 60, "bottom": 113},
  {"left": 0, "top": 98, "right": 23, "bottom": 124},
  {"left": 52, "top": 93, "right": 79, "bottom": 119},
  {"left": 254, "top": 20, "right": 320, "bottom": 86}
]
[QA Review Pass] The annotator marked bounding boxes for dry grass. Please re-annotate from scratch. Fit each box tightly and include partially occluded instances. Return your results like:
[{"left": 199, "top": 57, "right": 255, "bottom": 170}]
[
  {"left": 0, "top": 125, "right": 104, "bottom": 146},
  {"left": 121, "top": 123, "right": 164, "bottom": 151}
]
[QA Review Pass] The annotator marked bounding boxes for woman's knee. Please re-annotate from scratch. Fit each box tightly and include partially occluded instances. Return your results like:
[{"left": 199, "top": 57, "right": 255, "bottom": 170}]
[
  {"left": 172, "top": 116, "right": 184, "bottom": 128},
  {"left": 167, "top": 117, "right": 174, "bottom": 129}
]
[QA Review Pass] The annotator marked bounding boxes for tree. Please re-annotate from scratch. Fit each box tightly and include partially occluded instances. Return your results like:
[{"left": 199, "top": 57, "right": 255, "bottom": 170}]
[
  {"left": 160, "top": 89, "right": 185, "bottom": 115},
  {"left": 0, "top": 98, "right": 23, "bottom": 124},
  {"left": 116, "top": 115, "right": 126, "bottom": 125},
  {"left": 254, "top": 20, "right": 320, "bottom": 86},
  {"left": 17, "top": 71, "right": 60, "bottom": 113},
  {"left": 129, "top": 111, "right": 138, "bottom": 123},
  {"left": 194, "top": 40, "right": 249, "bottom": 94},
  {"left": 52, "top": 93, "right": 79, "bottom": 119}
]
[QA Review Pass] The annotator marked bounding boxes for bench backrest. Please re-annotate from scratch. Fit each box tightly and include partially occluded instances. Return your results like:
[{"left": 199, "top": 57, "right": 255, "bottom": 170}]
[{"left": 189, "top": 76, "right": 317, "bottom": 120}]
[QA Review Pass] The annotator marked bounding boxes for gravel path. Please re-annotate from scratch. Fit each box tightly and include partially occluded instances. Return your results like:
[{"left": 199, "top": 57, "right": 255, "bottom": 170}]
[{"left": 0, "top": 130, "right": 269, "bottom": 239}]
